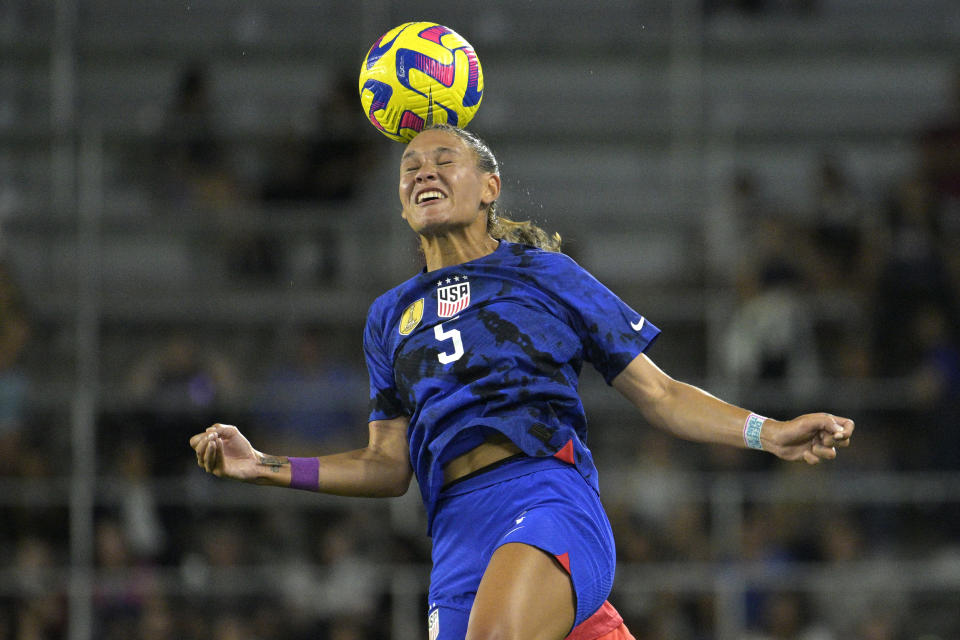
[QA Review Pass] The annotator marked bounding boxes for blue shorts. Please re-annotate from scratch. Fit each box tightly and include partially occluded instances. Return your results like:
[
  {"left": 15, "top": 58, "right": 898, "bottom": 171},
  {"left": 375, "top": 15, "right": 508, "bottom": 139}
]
[{"left": 428, "top": 455, "right": 616, "bottom": 640}]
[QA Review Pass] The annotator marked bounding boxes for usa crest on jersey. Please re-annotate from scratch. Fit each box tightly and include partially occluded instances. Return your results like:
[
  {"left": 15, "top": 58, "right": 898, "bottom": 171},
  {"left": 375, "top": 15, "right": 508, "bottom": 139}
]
[{"left": 436, "top": 275, "right": 470, "bottom": 318}]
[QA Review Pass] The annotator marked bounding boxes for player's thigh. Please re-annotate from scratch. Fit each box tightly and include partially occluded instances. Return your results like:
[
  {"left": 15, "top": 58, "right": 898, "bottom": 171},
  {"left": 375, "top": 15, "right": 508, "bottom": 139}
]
[{"left": 465, "top": 542, "right": 576, "bottom": 640}]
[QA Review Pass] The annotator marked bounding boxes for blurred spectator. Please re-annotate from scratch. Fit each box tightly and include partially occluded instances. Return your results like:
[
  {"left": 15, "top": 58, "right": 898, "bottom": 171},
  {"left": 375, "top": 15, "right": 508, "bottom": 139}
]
[
  {"left": 260, "top": 71, "right": 372, "bottom": 205},
  {"left": 918, "top": 64, "right": 960, "bottom": 210},
  {"left": 126, "top": 332, "right": 240, "bottom": 472},
  {"left": 808, "top": 154, "right": 877, "bottom": 290},
  {"left": 211, "top": 614, "right": 247, "bottom": 640},
  {"left": 706, "top": 170, "right": 774, "bottom": 285},
  {"left": 871, "top": 174, "right": 959, "bottom": 377},
  {"left": 721, "top": 221, "right": 822, "bottom": 405},
  {"left": 137, "top": 594, "right": 175, "bottom": 640},
  {"left": 622, "top": 431, "right": 692, "bottom": 525},
  {"left": 739, "top": 504, "right": 800, "bottom": 628},
  {"left": 273, "top": 514, "right": 381, "bottom": 632},
  {"left": 156, "top": 63, "right": 279, "bottom": 282},
  {"left": 608, "top": 506, "right": 657, "bottom": 564},
  {"left": 632, "top": 592, "right": 698, "bottom": 640},
  {"left": 808, "top": 513, "right": 876, "bottom": 637},
  {"left": 916, "top": 64, "right": 960, "bottom": 323},
  {"left": 852, "top": 611, "right": 901, "bottom": 640},
  {"left": 94, "top": 517, "right": 161, "bottom": 638},
  {"left": 157, "top": 62, "right": 235, "bottom": 209},
  {"left": 252, "top": 326, "right": 366, "bottom": 452},
  {"left": 199, "top": 518, "right": 247, "bottom": 569},
  {"left": 260, "top": 71, "right": 374, "bottom": 284},
  {"left": 662, "top": 503, "right": 711, "bottom": 563},
  {"left": 12, "top": 537, "right": 66, "bottom": 640},
  {"left": 118, "top": 439, "right": 166, "bottom": 560},
  {"left": 326, "top": 617, "right": 371, "bottom": 640},
  {"left": 908, "top": 304, "right": 960, "bottom": 470},
  {"left": 744, "top": 591, "right": 834, "bottom": 640},
  {"left": 176, "top": 517, "right": 249, "bottom": 604},
  {"left": 0, "top": 261, "right": 29, "bottom": 473},
  {"left": 815, "top": 512, "right": 863, "bottom": 564},
  {"left": 810, "top": 512, "right": 913, "bottom": 640},
  {"left": 313, "top": 518, "right": 379, "bottom": 621}
]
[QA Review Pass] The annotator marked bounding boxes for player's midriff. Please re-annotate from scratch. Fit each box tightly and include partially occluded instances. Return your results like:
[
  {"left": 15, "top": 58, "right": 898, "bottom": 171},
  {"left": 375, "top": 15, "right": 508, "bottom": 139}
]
[{"left": 442, "top": 432, "right": 522, "bottom": 486}]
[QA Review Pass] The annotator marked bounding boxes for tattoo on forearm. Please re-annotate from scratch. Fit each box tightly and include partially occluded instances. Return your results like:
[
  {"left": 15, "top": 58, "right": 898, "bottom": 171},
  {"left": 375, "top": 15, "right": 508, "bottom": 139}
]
[{"left": 258, "top": 456, "right": 289, "bottom": 473}]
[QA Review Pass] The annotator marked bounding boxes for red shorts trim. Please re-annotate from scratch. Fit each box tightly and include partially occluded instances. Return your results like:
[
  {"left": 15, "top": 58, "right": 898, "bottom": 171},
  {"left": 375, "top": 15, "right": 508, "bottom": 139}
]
[
  {"left": 588, "top": 622, "right": 636, "bottom": 640},
  {"left": 565, "top": 600, "right": 635, "bottom": 640}
]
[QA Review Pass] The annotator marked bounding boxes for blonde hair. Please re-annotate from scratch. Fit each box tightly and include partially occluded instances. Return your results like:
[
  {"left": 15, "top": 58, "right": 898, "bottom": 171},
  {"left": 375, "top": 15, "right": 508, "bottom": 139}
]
[{"left": 422, "top": 124, "right": 562, "bottom": 252}]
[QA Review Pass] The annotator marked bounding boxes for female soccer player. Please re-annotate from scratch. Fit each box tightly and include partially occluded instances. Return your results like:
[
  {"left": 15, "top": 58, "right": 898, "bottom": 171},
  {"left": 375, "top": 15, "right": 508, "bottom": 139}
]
[{"left": 189, "top": 124, "right": 854, "bottom": 640}]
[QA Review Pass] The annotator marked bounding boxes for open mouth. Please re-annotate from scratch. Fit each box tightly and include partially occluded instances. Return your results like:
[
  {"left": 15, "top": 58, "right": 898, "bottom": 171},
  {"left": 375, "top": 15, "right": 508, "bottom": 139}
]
[{"left": 416, "top": 190, "right": 447, "bottom": 205}]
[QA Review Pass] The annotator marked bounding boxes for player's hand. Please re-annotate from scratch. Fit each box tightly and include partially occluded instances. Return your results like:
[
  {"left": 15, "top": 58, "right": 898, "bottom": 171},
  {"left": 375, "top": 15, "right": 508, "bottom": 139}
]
[
  {"left": 766, "top": 413, "right": 854, "bottom": 465},
  {"left": 188, "top": 424, "right": 261, "bottom": 481}
]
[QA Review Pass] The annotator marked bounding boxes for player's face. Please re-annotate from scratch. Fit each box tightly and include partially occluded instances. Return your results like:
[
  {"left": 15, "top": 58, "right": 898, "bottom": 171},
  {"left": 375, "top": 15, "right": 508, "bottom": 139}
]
[{"left": 398, "top": 129, "right": 499, "bottom": 237}]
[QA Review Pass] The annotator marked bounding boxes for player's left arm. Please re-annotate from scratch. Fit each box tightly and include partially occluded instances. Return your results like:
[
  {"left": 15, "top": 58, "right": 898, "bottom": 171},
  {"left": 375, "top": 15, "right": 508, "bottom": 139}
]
[{"left": 611, "top": 353, "right": 854, "bottom": 464}]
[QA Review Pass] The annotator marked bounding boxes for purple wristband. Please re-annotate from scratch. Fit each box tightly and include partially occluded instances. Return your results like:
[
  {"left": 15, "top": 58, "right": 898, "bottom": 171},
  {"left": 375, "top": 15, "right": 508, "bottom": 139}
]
[{"left": 288, "top": 457, "right": 319, "bottom": 491}]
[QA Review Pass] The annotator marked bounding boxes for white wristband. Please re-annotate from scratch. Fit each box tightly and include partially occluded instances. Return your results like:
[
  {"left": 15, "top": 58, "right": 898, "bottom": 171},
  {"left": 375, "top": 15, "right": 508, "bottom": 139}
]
[{"left": 743, "top": 413, "right": 766, "bottom": 450}]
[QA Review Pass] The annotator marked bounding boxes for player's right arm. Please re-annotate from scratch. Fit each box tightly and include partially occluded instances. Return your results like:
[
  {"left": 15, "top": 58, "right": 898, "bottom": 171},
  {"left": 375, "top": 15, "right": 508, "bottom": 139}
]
[{"left": 188, "top": 417, "right": 413, "bottom": 498}]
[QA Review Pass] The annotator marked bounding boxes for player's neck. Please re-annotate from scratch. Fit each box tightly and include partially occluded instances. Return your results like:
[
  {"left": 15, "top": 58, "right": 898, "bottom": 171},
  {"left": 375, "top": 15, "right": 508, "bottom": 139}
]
[{"left": 420, "top": 231, "right": 498, "bottom": 272}]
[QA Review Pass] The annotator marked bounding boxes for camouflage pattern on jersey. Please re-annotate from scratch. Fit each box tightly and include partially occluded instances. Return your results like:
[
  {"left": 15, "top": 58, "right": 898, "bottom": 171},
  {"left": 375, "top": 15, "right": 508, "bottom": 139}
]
[{"left": 363, "top": 241, "right": 660, "bottom": 532}]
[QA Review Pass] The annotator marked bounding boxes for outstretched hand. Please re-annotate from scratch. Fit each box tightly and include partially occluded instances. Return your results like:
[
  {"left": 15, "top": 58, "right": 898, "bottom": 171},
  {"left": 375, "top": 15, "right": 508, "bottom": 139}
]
[
  {"left": 767, "top": 413, "right": 854, "bottom": 465},
  {"left": 188, "top": 424, "right": 262, "bottom": 481}
]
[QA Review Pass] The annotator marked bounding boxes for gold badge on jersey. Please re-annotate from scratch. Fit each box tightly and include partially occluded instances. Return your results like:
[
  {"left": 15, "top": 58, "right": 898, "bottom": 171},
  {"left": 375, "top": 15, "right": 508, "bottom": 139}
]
[{"left": 398, "top": 298, "right": 424, "bottom": 335}]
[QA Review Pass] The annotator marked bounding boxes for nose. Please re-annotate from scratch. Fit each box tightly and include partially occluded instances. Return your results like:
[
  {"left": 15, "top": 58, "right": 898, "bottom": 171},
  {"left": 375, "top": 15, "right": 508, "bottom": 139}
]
[{"left": 415, "top": 162, "right": 437, "bottom": 183}]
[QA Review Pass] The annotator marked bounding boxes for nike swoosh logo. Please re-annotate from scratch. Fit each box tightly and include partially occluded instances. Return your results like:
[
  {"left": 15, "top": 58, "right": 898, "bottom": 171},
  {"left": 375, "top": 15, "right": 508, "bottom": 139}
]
[{"left": 631, "top": 317, "right": 645, "bottom": 332}]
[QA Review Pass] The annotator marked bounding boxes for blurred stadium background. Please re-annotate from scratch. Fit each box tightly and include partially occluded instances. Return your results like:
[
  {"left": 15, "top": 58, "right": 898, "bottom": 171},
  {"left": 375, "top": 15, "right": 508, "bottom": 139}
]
[{"left": 1, "top": 1, "right": 959, "bottom": 638}]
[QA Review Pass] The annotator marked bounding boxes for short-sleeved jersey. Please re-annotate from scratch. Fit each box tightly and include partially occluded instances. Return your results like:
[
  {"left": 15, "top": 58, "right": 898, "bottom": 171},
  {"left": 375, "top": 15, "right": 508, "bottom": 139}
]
[{"left": 363, "top": 241, "right": 660, "bottom": 532}]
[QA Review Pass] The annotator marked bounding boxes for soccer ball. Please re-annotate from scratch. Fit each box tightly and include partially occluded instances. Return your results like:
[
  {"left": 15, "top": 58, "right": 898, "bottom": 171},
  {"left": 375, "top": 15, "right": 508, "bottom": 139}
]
[{"left": 358, "top": 22, "right": 484, "bottom": 143}]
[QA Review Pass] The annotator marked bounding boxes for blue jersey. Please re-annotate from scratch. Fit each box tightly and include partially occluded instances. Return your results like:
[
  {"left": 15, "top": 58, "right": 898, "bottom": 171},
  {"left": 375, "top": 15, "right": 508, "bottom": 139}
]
[{"left": 363, "top": 241, "right": 660, "bottom": 532}]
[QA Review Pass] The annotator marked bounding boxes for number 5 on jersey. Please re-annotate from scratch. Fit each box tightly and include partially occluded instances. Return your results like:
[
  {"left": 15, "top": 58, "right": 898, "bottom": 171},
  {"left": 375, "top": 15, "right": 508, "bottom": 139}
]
[{"left": 434, "top": 322, "right": 464, "bottom": 364}]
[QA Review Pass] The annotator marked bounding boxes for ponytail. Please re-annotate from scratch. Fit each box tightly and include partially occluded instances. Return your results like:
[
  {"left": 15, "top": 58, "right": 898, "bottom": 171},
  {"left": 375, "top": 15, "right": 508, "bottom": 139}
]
[
  {"left": 422, "top": 123, "right": 562, "bottom": 253},
  {"left": 487, "top": 206, "right": 562, "bottom": 252}
]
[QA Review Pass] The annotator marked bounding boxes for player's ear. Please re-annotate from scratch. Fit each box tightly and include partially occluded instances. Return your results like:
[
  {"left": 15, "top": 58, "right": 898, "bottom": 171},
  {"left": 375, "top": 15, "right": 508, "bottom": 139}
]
[{"left": 481, "top": 173, "right": 500, "bottom": 206}]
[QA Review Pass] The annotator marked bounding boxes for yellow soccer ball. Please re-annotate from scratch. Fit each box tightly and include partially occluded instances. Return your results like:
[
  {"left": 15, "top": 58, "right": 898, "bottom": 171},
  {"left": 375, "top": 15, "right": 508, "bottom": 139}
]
[{"left": 359, "top": 22, "right": 484, "bottom": 143}]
